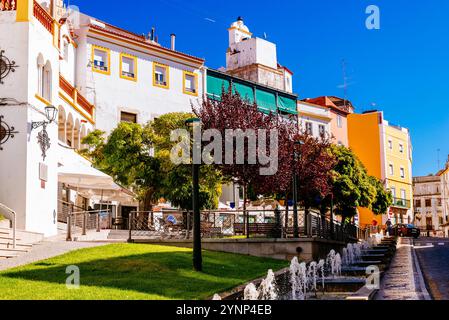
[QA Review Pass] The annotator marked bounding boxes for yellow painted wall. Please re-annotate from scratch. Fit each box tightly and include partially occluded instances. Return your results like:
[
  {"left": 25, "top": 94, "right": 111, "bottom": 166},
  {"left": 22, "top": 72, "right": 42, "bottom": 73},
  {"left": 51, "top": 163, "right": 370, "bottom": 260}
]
[
  {"left": 384, "top": 125, "right": 413, "bottom": 208},
  {"left": 16, "top": 0, "right": 34, "bottom": 22},
  {"left": 348, "top": 112, "right": 383, "bottom": 228}
]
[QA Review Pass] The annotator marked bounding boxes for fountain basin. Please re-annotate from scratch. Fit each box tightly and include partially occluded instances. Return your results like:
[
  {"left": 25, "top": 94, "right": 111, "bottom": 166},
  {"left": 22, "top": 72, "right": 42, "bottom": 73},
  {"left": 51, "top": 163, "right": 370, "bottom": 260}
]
[
  {"left": 361, "top": 254, "right": 389, "bottom": 263},
  {"left": 353, "top": 261, "right": 385, "bottom": 270},
  {"left": 318, "top": 277, "right": 366, "bottom": 293}
]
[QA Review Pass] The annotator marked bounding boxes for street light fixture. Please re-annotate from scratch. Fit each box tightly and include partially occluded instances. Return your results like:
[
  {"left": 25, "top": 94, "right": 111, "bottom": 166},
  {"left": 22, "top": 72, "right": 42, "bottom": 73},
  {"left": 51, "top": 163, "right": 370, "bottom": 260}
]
[
  {"left": 31, "top": 105, "right": 58, "bottom": 161},
  {"left": 292, "top": 140, "right": 304, "bottom": 238},
  {"left": 31, "top": 105, "right": 58, "bottom": 130},
  {"left": 185, "top": 117, "right": 202, "bottom": 272}
]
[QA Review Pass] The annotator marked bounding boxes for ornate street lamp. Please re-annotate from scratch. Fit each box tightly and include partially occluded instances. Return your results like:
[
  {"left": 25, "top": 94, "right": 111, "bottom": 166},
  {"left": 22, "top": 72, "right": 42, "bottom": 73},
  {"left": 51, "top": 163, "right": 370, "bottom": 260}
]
[
  {"left": 31, "top": 105, "right": 58, "bottom": 130},
  {"left": 31, "top": 105, "right": 58, "bottom": 161},
  {"left": 292, "top": 140, "right": 304, "bottom": 238},
  {"left": 185, "top": 117, "right": 202, "bottom": 272}
]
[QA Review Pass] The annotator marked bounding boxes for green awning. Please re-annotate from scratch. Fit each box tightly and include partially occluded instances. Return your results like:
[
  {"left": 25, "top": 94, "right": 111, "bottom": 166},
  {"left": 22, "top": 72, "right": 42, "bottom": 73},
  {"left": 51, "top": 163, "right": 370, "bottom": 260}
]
[
  {"left": 278, "top": 95, "right": 298, "bottom": 115},
  {"left": 207, "top": 74, "right": 230, "bottom": 100},
  {"left": 256, "top": 89, "right": 277, "bottom": 114},
  {"left": 233, "top": 82, "right": 255, "bottom": 104}
]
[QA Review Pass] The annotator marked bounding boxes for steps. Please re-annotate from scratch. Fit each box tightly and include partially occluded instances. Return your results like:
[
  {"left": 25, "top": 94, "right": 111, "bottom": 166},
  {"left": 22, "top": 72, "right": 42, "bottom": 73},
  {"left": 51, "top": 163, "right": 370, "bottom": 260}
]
[{"left": 0, "top": 227, "right": 43, "bottom": 260}]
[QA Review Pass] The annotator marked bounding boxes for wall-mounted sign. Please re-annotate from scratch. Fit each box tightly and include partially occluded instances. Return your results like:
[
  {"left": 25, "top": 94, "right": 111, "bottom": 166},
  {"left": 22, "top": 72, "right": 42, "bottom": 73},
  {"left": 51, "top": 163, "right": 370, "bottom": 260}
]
[
  {"left": 0, "top": 115, "right": 18, "bottom": 151},
  {"left": 0, "top": 49, "right": 18, "bottom": 84}
]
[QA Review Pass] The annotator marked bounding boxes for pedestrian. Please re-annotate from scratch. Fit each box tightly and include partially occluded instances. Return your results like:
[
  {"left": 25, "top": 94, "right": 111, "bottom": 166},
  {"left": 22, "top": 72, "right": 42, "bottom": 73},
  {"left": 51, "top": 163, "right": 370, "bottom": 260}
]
[{"left": 386, "top": 219, "right": 392, "bottom": 236}]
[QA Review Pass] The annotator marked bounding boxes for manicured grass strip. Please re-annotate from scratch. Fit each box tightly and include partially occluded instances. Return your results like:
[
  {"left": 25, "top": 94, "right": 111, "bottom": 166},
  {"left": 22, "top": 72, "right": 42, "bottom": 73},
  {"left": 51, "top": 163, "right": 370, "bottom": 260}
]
[{"left": 0, "top": 243, "right": 288, "bottom": 300}]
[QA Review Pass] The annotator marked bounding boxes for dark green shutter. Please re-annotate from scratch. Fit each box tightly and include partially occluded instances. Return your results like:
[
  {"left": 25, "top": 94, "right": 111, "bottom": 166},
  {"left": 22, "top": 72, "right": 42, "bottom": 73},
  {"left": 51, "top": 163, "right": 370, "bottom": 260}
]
[
  {"left": 207, "top": 74, "right": 230, "bottom": 100},
  {"left": 278, "top": 95, "right": 298, "bottom": 115},
  {"left": 256, "top": 89, "right": 277, "bottom": 114},
  {"left": 233, "top": 82, "right": 255, "bottom": 104}
]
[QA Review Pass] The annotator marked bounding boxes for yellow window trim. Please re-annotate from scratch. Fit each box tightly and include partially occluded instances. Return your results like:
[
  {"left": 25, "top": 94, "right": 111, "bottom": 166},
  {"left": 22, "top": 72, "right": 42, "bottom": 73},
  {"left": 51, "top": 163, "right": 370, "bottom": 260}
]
[
  {"left": 91, "top": 45, "right": 111, "bottom": 76},
  {"left": 183, "top": 71, "right": 198, "bottom": 96},
  {"left": 153, "top": 62, "right": 170, "bottom": 89},
  {"left": 119, "top": 53, "right": 138, "bottom": 82},
  {"left": 35, "top": 93, "right": 52, "bottom": 106}
]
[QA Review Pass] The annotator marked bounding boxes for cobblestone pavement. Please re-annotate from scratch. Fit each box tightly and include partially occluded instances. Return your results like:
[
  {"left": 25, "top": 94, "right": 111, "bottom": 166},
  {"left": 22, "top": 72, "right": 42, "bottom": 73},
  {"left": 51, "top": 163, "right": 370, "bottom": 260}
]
[
  {"left": 0, "top": 240, "right": 110, "bottom": 272},
  {"left": 414, "top": 238, "right": 449, "bottom": 300},
  {"left": 375, "top": 238, "right": 430, "bottom": 300}
]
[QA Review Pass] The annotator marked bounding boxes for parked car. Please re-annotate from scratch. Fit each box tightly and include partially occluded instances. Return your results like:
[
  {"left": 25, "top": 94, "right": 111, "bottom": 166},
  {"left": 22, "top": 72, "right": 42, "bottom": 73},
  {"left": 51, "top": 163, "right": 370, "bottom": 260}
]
[{"left": 392, "top": 224, "right": 421, "bottom": 238}]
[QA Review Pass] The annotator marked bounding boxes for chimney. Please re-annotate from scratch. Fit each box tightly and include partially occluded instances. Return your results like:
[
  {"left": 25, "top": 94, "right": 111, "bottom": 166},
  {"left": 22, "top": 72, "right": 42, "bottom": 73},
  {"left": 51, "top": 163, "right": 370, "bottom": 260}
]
[
  {"left": 150, "top": 27, "right": 155, "bottom": 41},
  {"left": 170, "top": 34, "right": 176, "bottom": 51}
]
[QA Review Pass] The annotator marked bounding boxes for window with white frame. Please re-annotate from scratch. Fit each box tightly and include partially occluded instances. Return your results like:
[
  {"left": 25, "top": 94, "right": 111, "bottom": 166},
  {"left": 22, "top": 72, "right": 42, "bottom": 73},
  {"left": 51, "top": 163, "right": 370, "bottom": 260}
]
[
  {"left": 388, "top": 139, "right": 393, "bottom": 150},
  {"left": 319, "top": 124, "right": 326, "bottom": 138},
  {"left": 391, "top": 187, "right": 396, "bottom": 198},
  {"left": 389, "top": 164, "right": 394, "bottom": 176},
  {"left": 401, "top": 189, "right": 406, "bottom": 200},
  {"left": 43, "top": 62, "right": 52, "bottom": 101},
  {"left": 63, "top": 40, "right": 69, "bottom": 62},
  {"left": 305, "top": 122, "right": 313, "bottom": 136},
  {"left": 337, "top": 115, "right": 343, "bottom": 128},
  {"left": 399, "top": 144, "right": 404, "bottom": 153},
  {"left": 154, "top": 63, "right": 169, "bottom": 88},
  {"left": 183, "top": 71, "right": 197, "bottom": 95},
  {"left": 38, "top": 59, "right": 52, "bottom": 102},
  {"left": 400, "top": 167, "right": 405, "bottom": 179}
]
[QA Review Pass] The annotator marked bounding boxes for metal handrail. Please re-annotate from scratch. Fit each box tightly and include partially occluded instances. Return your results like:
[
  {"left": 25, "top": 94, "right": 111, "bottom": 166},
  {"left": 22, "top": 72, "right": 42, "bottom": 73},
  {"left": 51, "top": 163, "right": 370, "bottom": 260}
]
[{"left": 0, "top": 202, "right": 16, "bottom": 249}]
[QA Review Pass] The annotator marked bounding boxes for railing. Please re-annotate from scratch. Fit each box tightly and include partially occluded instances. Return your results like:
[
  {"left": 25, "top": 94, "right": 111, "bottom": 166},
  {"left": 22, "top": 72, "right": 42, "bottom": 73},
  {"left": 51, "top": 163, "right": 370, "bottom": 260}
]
[
  {"left": 0, "top": 0, "right": 16, "bottom": 11},
  {"left": 59, "top": 75, "right": 95, "bottom": 118},
  {"left": 33, "top": 0, "right": 54, "bottom": 35},
  {"left": 127, "top": 209, "right": 360, "bottom": 243},
  {"left": 392, "top": 197, "right": 411, "bottom": 209},
  {"left": 0, "top": 202, "right": 16, "bottom": 249},
  {"left": 58, "top": 200, "right": 111, "bottom": 241}
]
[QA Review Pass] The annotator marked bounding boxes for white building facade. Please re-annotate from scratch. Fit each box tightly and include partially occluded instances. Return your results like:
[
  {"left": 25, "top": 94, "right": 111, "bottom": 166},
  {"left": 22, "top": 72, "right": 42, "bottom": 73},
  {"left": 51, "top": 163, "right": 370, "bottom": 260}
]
[
  {"left": 297, "top": 101, "right": 331, "bottom": 140},
  {"left": 0, "top": 0, "right": 206, "bottom": 236},
  {"left": 413, "top": 175, "right": 444, "bottom": 236}
]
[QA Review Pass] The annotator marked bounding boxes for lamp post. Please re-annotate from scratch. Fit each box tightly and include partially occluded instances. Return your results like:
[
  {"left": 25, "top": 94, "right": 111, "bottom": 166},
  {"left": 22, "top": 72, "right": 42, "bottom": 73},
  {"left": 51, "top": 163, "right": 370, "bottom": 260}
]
[
  {"left": 185, "top": 117, "right": 202, "bottom": 272},
  {"left": 292, "top": 140, "right": 304, "bottom": 238}
]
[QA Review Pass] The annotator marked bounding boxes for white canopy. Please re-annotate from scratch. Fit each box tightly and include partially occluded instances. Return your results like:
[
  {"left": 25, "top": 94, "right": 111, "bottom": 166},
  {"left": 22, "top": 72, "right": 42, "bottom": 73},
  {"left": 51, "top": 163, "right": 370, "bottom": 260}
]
[{"left": 58, "top": 161, "right": 136, "bottom": 203}]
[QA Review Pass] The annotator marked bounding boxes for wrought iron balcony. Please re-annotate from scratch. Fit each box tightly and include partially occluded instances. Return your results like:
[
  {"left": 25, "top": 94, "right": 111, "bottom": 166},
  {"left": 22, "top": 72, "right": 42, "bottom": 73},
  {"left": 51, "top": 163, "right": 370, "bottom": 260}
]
[{"left": 392, "top": 197, "right": 411, "bottom": 209}]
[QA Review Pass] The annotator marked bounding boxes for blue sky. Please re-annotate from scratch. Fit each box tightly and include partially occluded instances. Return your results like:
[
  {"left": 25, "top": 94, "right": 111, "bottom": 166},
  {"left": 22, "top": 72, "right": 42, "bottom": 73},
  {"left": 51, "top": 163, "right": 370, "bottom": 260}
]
[{"left": 71, "top": 0, "right": 449, "bottom": 176}]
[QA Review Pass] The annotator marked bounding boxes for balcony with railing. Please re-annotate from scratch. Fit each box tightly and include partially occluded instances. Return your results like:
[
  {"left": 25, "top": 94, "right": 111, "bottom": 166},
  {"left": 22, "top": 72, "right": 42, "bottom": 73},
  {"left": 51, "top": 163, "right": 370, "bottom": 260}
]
[
  {"left": 392, "top": 197, "right": 411, "bottom": 209},
  {"left": 59, "top": 75, "right": 95, "bottom": 122},
  {"left": 33, "top": 0, "right": 54, "bottom": 34},
  {"left": 0, "top": 0, "right": 16, "bottom": 11}
]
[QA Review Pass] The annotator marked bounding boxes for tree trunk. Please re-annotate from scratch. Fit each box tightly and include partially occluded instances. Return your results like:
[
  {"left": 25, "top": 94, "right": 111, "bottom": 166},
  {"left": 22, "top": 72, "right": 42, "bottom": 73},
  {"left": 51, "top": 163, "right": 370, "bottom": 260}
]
[{"left": 143, "top": 189, "right": 154, "bottom": 212}]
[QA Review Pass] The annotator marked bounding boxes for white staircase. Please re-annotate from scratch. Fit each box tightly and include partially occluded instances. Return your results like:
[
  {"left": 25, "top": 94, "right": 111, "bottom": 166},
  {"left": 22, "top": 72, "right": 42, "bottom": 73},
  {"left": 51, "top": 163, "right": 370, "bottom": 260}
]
[{"left": 0, "top": 227, "right": 43, "bottom": 259}]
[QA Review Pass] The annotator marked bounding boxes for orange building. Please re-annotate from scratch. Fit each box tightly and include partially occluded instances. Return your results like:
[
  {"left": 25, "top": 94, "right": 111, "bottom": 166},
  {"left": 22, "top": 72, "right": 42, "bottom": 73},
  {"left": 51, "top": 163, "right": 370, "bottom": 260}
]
[{"left": 348, "top": 111, "right": 413, "bottom": 228}]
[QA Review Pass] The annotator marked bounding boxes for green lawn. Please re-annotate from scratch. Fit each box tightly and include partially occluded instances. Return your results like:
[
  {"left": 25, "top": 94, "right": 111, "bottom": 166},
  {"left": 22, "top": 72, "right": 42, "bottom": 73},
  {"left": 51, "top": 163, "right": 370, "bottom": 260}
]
[{"left": 0, "top": 243, "right": 288, "bottom": 300}]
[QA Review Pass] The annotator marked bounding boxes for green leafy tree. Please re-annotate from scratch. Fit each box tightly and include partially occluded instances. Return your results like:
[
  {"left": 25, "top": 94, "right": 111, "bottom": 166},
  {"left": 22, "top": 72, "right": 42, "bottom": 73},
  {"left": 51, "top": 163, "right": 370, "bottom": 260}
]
[
  {"left": 329, "top": 145, "right": 376, "bottom": 222},
  {"left": 148, "top": 112, "right": 223, "bottom": 210},
  {"left": 81, "top": 123, "right": 162, "bottom": 210},
  {"left": 369, "top": 176, "right": 393, "bottom": 215},
  {"left": 83, "top": 113, "right": 223, "bottom": 211}
]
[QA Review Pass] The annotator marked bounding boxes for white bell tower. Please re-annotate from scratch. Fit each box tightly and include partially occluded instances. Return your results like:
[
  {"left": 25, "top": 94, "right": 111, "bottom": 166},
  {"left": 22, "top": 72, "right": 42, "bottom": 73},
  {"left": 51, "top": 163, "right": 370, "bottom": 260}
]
[{"left": 228, "top": 16, "right": 252, "bottom": 46}]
